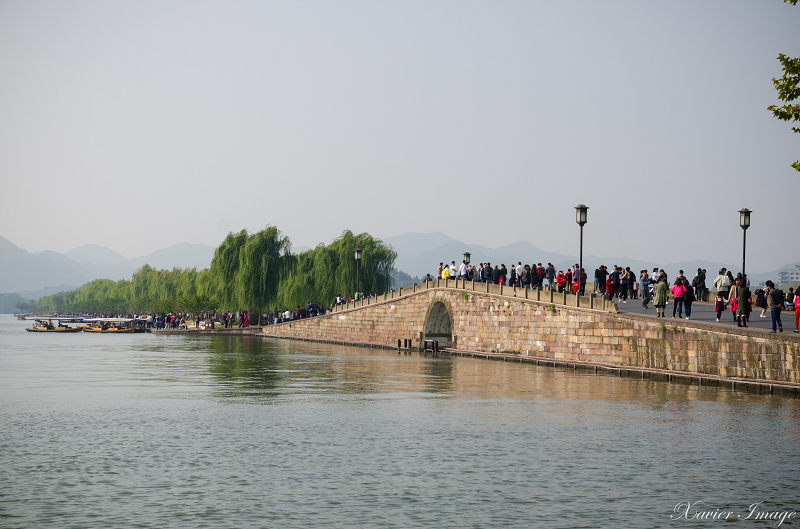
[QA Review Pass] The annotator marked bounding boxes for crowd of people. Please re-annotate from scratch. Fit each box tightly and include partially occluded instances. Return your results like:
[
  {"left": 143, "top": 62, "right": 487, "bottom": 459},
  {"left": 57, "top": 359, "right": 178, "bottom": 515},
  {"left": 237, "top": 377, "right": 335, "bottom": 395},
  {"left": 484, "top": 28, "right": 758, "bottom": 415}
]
[
  {"left": 708, "top": 269, "right": 798, "bottom": 333},
  {"left": 429, "top": 260, "right": 800, "bottom": 333},
  {"left": 432, "top": 260, "right": 588, "bottom": 293},
  {"left": 266, "top": 302, "right": 327, "bottom": 324}
]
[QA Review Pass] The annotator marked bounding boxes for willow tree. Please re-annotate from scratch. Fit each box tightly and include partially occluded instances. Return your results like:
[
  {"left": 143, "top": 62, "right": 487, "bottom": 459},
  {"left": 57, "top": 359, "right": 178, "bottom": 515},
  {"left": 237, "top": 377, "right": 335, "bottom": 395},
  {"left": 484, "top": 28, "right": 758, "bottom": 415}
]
[
  {"left": 277, "top": 230, "right": 396, "bottom": 310},
  {"left": 329, "top": 230, "right": 395, "bottom": 299},
  {"left": 210, "top": 229, "right": 248, "bottom": 309},
  {"left": 276, "top": 248, "right": 320, "bottom": 310},
  {"left": 194, "top": 268, "right": 219, "bottom": 312},
  {"left": 236, "top": 226, "right": 292, "bottom": 323},
  {"left": 131, "top": 264, "right": 155, "bottom": 309}
]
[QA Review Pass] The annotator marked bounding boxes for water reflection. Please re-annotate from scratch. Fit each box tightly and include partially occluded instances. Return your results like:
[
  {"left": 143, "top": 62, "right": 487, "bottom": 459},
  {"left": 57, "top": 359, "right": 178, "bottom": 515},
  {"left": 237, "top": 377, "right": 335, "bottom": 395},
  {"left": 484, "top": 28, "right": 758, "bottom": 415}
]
[
  {"left": 152, "top": 335, "right": 800, "bottom": 412},
  {"left": 206, "top": 336, "right": 284, "bottom": 398},
  {"left": 195, "top": 336, "right": 461, "bottom": 400},
  {"left": 3, "top": 317, "right": 800, "bottom": 529}
]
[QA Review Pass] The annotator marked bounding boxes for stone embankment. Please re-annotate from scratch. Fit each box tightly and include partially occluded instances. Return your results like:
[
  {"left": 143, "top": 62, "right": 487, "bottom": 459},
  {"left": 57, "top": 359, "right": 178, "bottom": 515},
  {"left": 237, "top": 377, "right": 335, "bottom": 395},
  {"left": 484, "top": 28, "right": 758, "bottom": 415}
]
[{"left": 259, "top": 279, "right": 800, "bottom": 393}]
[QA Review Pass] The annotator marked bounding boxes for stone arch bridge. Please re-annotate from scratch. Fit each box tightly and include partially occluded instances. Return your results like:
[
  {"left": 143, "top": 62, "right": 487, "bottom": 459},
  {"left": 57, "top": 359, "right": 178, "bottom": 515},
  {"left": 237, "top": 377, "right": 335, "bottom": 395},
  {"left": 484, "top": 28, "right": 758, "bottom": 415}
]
[{"left": 261, "top": 279, "right": 800, "bottom": 386}]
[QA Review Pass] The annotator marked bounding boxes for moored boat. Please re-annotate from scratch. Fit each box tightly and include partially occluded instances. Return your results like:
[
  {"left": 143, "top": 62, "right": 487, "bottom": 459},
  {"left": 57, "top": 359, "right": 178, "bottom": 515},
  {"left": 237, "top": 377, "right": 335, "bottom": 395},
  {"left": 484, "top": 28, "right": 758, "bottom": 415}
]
[
  {"left": 82, "top": 318, "right": 147, "bottom": 333},
  {"left": 83, "top": 326, "right": 138, "bottom": 333},
  {"left": 26, "top": 319, "right": 84, "bottom": 333}
]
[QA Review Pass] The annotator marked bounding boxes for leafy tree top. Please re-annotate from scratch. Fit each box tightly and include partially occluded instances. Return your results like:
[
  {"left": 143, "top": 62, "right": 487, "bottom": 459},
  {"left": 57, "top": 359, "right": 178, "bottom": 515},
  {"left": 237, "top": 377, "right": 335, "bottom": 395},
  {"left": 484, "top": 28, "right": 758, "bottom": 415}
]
[{"left": 768, "top": 0, "right": 799, "bottom": 170}]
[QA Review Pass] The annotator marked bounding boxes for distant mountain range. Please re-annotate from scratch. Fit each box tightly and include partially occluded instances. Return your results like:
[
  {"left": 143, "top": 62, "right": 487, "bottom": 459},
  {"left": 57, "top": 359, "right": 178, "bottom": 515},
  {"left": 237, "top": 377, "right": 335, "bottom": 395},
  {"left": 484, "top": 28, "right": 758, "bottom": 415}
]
[
  {"left": 0, "top": 235, "right": 215, "bottom": 299},
  {"left": 381, "top": 232, "right": 797, "bottom": 288},
  {"left": 1, "top": 232, "right": 796, "bottom": 312}
]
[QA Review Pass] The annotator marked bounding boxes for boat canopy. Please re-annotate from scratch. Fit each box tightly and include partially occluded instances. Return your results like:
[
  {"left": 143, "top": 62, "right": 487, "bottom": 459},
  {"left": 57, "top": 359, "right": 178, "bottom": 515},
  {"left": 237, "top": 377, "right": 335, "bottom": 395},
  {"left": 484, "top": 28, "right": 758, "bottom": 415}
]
[{"left": 83, "top": 318, "right": 136, "bottom": 323}]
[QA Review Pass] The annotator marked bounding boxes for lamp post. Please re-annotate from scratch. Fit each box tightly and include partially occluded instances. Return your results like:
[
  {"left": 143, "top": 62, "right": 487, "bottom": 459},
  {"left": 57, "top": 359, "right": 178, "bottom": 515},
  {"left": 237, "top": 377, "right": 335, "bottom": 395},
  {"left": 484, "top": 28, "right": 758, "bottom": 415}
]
[
  {"left": 354, "top": 248, "right": 362, "bottom": 300},
  {"left": 463, "top": 252, "right": 471, "bottom": 281},
  {"left": 739, "top": 208, "right": 751, "bottom": 277},
  {"left": 575, "top": 204, "right": 588, "bottom": 293}
]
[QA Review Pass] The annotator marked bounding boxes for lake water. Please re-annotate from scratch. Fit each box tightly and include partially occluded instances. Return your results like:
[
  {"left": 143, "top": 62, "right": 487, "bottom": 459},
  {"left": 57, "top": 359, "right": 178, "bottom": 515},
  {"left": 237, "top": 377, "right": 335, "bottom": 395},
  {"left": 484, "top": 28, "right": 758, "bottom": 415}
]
[{"left": 1, "top": 315, "right": 799, "bottom": 528}]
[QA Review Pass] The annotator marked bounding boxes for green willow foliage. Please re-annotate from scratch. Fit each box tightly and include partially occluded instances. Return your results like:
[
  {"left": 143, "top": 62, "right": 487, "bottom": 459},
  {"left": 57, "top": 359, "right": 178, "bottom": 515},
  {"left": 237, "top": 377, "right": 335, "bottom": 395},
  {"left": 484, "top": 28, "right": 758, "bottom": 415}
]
[
  {"left": 210, "top": 229, "right": 248, "bottom": 308},
  {"left": 237, "top": 226, "right": 292, "bottom": 313},
  {"left": 30, "top": 228, "right": 396, "bottom": 316},
  {"left": 277, "top": 230, "right": 396, "bottom": 310}
]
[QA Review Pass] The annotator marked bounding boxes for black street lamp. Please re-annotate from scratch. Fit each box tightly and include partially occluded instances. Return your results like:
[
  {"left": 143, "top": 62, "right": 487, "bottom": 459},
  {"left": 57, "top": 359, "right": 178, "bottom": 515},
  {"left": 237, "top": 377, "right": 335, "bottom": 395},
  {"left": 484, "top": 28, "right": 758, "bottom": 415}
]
[
  {"left": 739, "top": 208, "right": 751, "bottom": 277},
  {"left": 575, "top": 205, "right": 588, "bottom": 293},
  {"left": 354, "top": 248, "right": 362, "bottom": 300},
  {"left": 463, "top": 252, "right": 470, "bottom": 265}
]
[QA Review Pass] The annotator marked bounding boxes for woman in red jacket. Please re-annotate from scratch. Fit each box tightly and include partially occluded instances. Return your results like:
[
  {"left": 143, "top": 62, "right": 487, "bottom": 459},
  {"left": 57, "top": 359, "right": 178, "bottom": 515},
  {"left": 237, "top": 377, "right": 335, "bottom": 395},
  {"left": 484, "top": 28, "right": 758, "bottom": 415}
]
[{"left": 605, "top": 278, "right": 616, "bottom": 301}]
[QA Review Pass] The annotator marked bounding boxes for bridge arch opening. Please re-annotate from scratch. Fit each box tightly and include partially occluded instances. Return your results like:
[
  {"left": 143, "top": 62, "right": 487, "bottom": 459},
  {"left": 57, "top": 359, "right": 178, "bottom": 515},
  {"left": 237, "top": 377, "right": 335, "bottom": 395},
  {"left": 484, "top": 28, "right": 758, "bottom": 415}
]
[{"left": 424, "top": 299, "right": 453, "bottom": 348}]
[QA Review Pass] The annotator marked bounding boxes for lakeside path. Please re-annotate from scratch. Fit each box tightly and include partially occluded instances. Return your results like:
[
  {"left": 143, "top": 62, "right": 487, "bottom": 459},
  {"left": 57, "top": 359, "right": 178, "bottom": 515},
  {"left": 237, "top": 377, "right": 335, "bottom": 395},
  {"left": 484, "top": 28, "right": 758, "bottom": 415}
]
[{"left": 150, "top": 326, "right": 262, "bottom": 335}]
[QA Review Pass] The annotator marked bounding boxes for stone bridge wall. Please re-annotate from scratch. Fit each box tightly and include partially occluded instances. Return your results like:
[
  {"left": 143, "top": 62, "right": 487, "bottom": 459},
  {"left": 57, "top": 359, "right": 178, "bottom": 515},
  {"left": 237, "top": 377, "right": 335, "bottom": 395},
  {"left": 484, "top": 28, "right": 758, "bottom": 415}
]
[{"left": 260, "top": 283, "right": 800, "bottom": 384}]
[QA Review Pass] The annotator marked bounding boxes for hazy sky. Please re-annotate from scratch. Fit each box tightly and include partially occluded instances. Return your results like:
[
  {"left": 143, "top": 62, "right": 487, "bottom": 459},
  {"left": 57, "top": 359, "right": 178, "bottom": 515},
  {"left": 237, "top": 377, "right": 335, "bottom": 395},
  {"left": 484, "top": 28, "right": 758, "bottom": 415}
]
[{"left": 1, "top": 0, "right": 798, "bottom": 273}]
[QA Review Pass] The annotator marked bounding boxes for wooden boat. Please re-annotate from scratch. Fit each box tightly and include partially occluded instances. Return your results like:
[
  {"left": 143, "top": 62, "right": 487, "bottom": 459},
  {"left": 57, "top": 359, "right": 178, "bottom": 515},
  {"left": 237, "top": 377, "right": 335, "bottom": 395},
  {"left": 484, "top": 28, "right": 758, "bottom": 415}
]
[
  {"left": 83, "top": 326, "right": 138, "bottom": 333},
  {"left": 82, "top": 318, "right": 146, "bottom": 333},
  {"left": 26, "top": 319, "right": 84, "bottom": 333}
]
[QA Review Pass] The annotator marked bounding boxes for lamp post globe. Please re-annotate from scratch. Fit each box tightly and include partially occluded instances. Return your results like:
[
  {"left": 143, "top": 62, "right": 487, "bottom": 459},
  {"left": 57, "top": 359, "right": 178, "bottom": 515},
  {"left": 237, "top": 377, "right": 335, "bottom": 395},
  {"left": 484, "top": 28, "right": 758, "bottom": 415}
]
[{"left": 575, "top": 204, "right": 588, "bottom": 227}]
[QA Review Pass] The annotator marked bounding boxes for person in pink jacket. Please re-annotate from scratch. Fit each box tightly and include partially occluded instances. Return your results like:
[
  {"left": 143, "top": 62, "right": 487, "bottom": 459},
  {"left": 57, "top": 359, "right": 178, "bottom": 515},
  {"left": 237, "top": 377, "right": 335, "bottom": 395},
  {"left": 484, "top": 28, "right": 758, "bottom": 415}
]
[
  {"left": 670, "top": 279, "right": 686, "bottom": 319},
  {"left": 794, "top": 291, "right": 800, "bottom": 333}
]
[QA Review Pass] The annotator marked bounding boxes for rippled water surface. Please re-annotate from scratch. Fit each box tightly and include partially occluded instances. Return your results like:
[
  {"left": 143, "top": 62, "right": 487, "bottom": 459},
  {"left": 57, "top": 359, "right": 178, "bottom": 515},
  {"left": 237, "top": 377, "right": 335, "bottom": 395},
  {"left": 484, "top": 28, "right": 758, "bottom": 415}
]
[{"left": 1, "top": 316, "right": 799, "bottom": 528}]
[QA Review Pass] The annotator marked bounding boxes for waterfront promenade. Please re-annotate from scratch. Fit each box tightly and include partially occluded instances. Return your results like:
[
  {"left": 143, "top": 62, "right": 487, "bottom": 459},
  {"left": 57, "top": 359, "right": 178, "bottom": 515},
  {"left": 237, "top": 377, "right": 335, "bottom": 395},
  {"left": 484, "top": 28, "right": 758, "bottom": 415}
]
[
  {"left": 616, "top": 298, "right": 799, "bottom": 336},
  {"left": 150, "top": 326, "right": 261, "bottom": 336}
]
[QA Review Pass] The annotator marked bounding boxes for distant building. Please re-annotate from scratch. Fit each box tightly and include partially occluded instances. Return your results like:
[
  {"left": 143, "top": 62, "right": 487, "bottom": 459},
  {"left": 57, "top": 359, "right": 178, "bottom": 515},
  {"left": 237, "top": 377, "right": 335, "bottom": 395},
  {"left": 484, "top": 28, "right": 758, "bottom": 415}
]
[{"left": 778, "top": 265, "right": 800, "bottom": 286}]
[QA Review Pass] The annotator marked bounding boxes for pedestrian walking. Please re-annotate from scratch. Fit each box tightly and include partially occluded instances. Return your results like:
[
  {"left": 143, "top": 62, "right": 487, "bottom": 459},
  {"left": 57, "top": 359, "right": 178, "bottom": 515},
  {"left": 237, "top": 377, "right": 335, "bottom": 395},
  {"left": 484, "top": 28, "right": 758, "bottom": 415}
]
[
  {"left": 557, "top": 271, "right": 566, "bottom": 293},
  {"left": 639, "top": 270, "right": 651, "bottom": 309},
  {"left": 714, "top": 291, "right": 725, "bottom": 322},
  {"left": 597, "top": 265, "right": 608, "bottom": 295},
  {"left": 794, "top": 288, "right": 800, "bottom": 333},
  {"left": 728, "top": 279, "right": 739, "bottom": 322},
  {"left": 626, "top": 267, "right": 635, "bottom": 299},
  {"left": 766, "top": 281, "right": 784, "bottom": 333},
  {"left": 735, "top": 277, "right": 750, "bottom": 328},
  {"left": 653, "top": 278, "right": 668, "bottom": 317},
  {"left": 756, "top": 285, "right": 769, "bottom": 318},
  {"left": 670, "top": 278, "right": 686, "bottom": 318},
  {"left": 683, "top": 278, "right": 695, "bottom": 319},
  {"left": 546, "top": 263, "right": 556, "bottom": 291},
  {"left": 619, "top": 267, "right": 630, "bottom": 303},
  {"left": 714, "top": 268, "right": 730, "bottom": 303}
]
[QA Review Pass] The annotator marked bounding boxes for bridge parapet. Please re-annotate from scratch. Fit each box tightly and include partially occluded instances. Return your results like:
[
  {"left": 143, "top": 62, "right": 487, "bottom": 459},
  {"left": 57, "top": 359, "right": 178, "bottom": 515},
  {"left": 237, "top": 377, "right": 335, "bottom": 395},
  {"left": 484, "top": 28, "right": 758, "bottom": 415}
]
[{"left": 332, "top": 279, "right": 619, "bottom": 314}]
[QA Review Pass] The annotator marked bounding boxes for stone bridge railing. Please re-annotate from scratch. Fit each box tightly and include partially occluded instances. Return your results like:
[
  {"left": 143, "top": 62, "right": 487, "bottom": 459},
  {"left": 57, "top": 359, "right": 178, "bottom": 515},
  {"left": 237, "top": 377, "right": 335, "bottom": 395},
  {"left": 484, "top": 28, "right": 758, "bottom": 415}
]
[{"left": 332, "top": 278, "right": 619, "bottom": 314}]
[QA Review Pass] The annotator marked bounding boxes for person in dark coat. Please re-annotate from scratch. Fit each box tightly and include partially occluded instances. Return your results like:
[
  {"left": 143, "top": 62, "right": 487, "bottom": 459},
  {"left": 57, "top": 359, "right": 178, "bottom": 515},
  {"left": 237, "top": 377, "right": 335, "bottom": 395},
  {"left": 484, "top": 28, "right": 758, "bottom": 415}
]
[{"left": 735, "top": 277, "right": 751, "bottom": 328}]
